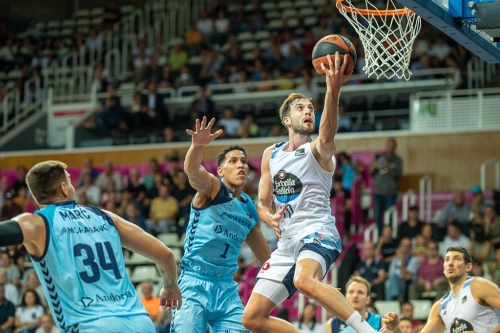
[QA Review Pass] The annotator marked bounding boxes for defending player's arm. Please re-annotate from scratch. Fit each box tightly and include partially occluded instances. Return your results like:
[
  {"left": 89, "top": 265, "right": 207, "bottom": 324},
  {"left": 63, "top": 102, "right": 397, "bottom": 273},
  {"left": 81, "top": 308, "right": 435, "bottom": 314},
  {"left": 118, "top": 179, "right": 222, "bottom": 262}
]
[
  {"left": 310, "top": 52, "right": 347, "bottom": 164},
  {"left": 184, "top": 117, "right": 223, "bottom": 203},
  {"left": 257, "top": 145, "right": 286, "bottom": 238},
  {"left": 245, "top": 222, "right": 271, "bottom": 266},
  {"left": 106, "top": 210, "right": 182, "bottom": 310},
  {"left": 471, "top": 277, "right": 500, "bottom": 311},
  {"left": 0, "top": 214, "right": 46, "bottom": 257},
  {"left": 382, "top": 301, "right": 445, "bottom": 333}
]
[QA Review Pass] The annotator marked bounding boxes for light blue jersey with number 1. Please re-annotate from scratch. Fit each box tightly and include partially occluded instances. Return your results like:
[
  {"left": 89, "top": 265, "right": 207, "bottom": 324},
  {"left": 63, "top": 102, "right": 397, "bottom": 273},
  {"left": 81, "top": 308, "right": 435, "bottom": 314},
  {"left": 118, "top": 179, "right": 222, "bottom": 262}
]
[
  {"left": 171, "top": 182, "right": 258, "bottom": 333},
  {"left": 30, "top": 201, "right": 149, "bottom": 333},
  {"left": 180, "top": 181, "right": 258, "bottom": 277}
]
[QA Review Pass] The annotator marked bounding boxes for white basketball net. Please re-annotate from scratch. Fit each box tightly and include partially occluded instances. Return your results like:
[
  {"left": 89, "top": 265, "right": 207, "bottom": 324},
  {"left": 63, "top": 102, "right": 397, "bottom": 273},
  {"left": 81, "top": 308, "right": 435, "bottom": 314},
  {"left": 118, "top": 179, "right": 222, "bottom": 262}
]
[{"left": 337, "top": 0, "right": 422, "bottom": 80}]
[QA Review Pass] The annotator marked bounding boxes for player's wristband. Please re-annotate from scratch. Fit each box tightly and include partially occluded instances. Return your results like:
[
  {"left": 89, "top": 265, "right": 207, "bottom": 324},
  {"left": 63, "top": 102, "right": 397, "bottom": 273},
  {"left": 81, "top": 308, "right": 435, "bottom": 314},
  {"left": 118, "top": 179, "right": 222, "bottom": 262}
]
[{"left": 0, "top": 220, "right": 24, "bottom": 246}]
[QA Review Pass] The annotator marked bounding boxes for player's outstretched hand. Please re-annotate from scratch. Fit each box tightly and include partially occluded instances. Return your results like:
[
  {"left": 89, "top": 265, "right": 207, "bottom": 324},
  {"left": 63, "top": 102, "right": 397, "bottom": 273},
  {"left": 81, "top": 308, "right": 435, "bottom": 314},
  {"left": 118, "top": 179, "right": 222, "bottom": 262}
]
[
  {"left": 271, "top": 204, "right": 287, "bottom": 238},
  {"left": 159, "top": 285, "right": 182, "bottom": 311},
  {"left": 382, "top": 312, "right": 400, "bottom": 331},
  {"left": 186, "top": 117, "right": 222, "bottom": 147},
  {"left": 320, "top": 52, "right": 348, "bottom": 91}
]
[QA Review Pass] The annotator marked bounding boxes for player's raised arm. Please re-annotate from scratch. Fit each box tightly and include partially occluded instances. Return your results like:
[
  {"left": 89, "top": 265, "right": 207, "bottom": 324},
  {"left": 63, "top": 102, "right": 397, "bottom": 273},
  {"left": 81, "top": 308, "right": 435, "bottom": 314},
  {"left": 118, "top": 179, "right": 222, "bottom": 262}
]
[
  {"left": 184, "top": 117, "right": 223, "bottom": 201},
  {"left": 106, "top": 210, "right": 182, "bottom": 311},
  {"left": 257, "top": 145, "right": 285, "bottom": 238},
  {"left": 245, "top": 222, "right": 271, "bottom": 266},
  {"left": 311, "top": 52, "right": 348, "bottom": 160}
]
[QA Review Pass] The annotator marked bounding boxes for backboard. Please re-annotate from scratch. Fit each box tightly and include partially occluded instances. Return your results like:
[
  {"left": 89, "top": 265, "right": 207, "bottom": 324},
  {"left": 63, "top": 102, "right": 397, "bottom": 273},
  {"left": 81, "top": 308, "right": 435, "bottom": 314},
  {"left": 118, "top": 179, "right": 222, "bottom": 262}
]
[{"left": 396, "top": 0, "right": 500, "bottom": 63}]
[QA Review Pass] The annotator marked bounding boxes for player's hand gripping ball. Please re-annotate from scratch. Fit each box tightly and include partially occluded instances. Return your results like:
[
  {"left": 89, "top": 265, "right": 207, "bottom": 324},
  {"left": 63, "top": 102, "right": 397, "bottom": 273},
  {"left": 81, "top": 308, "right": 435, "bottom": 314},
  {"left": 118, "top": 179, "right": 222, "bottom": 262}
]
[{"left": 312, "top": 34, "right": 357, "bottom": 80}]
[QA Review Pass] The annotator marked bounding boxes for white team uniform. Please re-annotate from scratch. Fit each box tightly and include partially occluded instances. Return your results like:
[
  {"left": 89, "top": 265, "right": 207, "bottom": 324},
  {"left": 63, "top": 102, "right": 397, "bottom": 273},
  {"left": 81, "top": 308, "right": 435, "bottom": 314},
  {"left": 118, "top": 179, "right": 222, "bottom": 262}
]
[
  {"left": 439, "top": 277, "right": 500, "bottom": 333},
  {"left": 256, "top": 140, "right": 342, "bottom": 298}
]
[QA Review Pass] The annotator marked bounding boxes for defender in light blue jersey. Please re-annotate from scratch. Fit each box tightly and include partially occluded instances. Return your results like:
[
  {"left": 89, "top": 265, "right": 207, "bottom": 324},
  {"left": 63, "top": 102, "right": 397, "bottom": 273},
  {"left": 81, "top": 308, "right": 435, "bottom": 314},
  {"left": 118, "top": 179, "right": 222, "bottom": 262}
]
[
  {"left": 0, "top": 160, "right": 182, "bottom": 333},
  {"left": 171, "top": 117, "right": 270, "bottom": 333}
]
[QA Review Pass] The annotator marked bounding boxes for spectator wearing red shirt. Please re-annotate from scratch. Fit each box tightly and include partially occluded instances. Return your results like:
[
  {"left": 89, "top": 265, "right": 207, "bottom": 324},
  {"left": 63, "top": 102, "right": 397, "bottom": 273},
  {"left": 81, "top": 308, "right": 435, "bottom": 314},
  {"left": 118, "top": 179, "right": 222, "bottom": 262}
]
[
  {"left": 1, "top": 192, "right": 22, "bottom": 220},
  {"left": 408, "top": 240, "right": 448, "bottom": 300}
]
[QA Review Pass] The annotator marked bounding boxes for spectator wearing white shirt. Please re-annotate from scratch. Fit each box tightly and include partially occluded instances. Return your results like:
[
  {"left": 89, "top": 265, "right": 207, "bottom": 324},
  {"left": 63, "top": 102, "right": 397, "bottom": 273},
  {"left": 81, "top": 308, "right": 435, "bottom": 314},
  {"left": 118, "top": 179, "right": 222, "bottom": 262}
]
[
  {"left": 15, "top": 290, "right": 44, "bottom": 333},
  {"left": 279, "top": 31, "right": 302, "bottom": 59},
  {"left": 0, "top": 270, "right": 18, "bottom": 305},
  {"left": 213, "top": 10, "right": 230, "bottom": 46},
  {"left": 217, "top": 108, "right": 241, "bottom": 138},
  {"left": 442, "top": 221, "right": 471, "bottom": 257},
  {"left": 196, "top": 11, "right": 214, "bottom": 42}
]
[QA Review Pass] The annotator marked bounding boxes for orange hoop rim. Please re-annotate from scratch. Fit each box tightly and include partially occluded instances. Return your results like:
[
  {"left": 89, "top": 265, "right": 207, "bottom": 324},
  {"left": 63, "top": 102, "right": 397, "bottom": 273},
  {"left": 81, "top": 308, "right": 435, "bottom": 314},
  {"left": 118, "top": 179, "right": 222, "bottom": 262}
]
[{"left": 336, "top": 0, "right": 415, "bottom": 16}]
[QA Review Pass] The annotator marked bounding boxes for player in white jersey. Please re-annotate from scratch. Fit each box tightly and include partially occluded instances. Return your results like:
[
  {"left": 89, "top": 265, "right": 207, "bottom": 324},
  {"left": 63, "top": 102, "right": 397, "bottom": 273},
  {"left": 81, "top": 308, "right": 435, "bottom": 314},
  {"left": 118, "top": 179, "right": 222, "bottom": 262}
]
[
  {"left": 243, "top": 53, "right": 381, "bottom": 333},
  {"left": 382, "top": 246, "right": 500, "bottom": 333}
]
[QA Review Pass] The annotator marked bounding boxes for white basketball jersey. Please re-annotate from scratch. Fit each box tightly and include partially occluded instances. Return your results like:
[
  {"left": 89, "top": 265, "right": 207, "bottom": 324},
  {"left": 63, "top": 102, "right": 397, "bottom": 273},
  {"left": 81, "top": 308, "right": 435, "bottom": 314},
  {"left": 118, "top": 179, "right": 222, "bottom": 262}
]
[
  {"left": 269, "top": 140, "right": 336, "bottom": 239},
  {"left": 439, "top": 277, "right": 500, "bottom": 333}
]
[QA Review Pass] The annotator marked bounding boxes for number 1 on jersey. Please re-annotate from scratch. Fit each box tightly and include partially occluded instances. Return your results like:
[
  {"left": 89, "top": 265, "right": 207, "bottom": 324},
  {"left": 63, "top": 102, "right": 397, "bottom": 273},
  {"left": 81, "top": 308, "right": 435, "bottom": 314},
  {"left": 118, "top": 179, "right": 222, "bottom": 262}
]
[{"left": 220, "top": 243, "right": 230, "bottom": 259}]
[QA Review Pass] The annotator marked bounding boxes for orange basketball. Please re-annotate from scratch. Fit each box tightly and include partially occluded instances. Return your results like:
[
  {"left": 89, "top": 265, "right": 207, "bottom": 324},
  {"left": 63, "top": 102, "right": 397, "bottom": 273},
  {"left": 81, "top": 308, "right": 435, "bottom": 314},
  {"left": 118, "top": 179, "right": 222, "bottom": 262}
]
[{"left": 312, "top": 34, "right": 357, "bottom": 79}]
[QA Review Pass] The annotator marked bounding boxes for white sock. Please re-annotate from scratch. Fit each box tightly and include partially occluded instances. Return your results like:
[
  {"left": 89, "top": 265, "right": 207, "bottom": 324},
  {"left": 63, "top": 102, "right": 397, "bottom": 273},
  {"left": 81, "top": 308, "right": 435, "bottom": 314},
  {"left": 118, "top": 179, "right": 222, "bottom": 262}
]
[{"left": 345, "top": 311, "right": 376, "bottom": 333}]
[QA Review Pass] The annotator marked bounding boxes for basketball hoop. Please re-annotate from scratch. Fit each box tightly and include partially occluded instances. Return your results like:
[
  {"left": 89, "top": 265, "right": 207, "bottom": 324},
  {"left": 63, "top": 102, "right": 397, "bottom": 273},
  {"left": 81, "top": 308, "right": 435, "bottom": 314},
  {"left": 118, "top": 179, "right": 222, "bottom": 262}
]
[{"left": 336, "top": 0, "right": 422, "bottom": 80}]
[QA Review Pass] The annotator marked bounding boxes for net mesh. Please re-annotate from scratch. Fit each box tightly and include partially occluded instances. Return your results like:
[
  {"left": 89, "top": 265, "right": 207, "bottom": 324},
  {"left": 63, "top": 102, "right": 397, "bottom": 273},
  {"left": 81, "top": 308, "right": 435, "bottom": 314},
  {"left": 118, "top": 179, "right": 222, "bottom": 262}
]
[{"left": 336, "top": 0, "right": 422, "bottom": 80}]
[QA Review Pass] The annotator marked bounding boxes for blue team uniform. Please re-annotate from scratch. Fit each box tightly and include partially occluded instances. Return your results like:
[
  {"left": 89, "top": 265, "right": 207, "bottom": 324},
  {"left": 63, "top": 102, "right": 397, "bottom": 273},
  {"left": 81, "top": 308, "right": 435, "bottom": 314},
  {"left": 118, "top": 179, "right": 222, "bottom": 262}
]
[
  {"left": 30, "top": 201, "right": 153, "bottom": 333},
  {"left": 171, "top": 182, "right": 258, "bottom": 333},
  {"left": 330, "top": 312, "right": 382, "bottom": 333}
]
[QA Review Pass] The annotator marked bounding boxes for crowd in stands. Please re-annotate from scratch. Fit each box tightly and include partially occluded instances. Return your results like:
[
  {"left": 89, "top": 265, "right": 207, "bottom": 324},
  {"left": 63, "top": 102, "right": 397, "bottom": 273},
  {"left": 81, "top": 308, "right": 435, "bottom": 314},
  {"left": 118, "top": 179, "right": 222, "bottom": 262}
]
[
  {"left": 2, "top": 136, "right": 500, "bottom": 331},
  {"left": 0, "top": 0, "right": 144, "bottom": 104}
]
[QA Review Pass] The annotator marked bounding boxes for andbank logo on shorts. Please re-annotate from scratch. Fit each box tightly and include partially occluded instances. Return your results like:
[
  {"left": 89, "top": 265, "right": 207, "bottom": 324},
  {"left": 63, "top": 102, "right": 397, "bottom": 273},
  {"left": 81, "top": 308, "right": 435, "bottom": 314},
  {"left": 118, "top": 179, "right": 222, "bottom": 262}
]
[{"left": 273, "top": 170, "right": 303, "bottom": 203}]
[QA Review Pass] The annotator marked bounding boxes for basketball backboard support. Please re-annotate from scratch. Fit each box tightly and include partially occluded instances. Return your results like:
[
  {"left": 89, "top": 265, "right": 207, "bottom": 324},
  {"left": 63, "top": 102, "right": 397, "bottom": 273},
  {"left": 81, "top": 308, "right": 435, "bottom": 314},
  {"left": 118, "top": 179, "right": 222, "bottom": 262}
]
[{"left": 396, "top": 0, "right": 500, "bottom": 63}]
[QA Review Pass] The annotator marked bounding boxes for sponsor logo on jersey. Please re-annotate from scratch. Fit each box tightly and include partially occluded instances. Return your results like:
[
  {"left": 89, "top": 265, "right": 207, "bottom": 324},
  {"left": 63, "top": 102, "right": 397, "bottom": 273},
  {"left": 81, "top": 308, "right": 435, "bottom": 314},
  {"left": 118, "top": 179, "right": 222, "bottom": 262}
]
[
  {"left": 450, "top": 318, "right": 473, "bottom": 333},
  {"left": 273, "top": 170, "right": 303, "bottom": 203},
  {"left": 214, "top": 224, "right": 223, "bottom": 234},
  {"left": 247, "top": 213, "right": 253, "bottom": 221},
  {"left": 63, "top": 223, "right": 109, "bottom": 235},
  {"left": 227, "top": 201, "right": 232, "bottom": 210},
  {"left": 315, "top": 232, "right": 324, "bottom": 239},
  {"left": 262, "top": 262, "right": 271, "bottom": 270},
  {"left": 295, "top": 148, "right": 305, "bottom": 156},
  {"left": 80, "top": 297, "right": 93, "bottom": 307},
  {"left": 221, "top": 212, "right": 252, "bottom": 228},
  {"left": 461, "top": 295, "right": 467, "bottom": 304}
]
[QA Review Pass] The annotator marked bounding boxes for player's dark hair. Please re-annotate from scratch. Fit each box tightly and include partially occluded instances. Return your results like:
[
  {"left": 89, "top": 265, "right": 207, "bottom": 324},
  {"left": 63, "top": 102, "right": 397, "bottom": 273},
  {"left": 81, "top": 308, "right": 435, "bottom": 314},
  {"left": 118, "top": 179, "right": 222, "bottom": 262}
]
[
  {"left": 217, "top": 145, "right": 246, "bottom": 167},
  {"left": 279, "top": 93, "right": 311, "bottom": 123},
  {"left": 298, "top": 302, "right": 316, "bottom": 329},
  {"left": 446, "top": 246, "right": 473, "bottom": 265},
  {"left": 26, "top": 160, "right": 68, "bottom": 205}
]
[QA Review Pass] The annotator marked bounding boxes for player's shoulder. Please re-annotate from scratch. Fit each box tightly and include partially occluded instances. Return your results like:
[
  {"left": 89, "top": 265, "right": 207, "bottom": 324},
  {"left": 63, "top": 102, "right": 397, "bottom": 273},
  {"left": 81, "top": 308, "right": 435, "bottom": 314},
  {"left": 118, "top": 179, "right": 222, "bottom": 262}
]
[{"left": 13, "top": 212, "right": 42, "bottom": 223}]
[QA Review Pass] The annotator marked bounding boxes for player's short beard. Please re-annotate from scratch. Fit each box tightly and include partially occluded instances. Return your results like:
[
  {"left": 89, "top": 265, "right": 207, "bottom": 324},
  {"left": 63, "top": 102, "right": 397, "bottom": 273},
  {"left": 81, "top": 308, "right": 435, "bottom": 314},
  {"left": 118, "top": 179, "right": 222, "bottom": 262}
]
[{"left": 290, "top": 118, "right": 314, "bottom": 136}]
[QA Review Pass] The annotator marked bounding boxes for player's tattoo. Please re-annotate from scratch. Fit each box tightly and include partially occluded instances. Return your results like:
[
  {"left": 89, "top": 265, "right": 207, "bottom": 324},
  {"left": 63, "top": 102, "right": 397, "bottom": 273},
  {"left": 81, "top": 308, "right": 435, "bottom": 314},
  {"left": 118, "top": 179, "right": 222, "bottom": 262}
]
[{"left": 157, "top": 265, "right": 176, "bottom": 288}]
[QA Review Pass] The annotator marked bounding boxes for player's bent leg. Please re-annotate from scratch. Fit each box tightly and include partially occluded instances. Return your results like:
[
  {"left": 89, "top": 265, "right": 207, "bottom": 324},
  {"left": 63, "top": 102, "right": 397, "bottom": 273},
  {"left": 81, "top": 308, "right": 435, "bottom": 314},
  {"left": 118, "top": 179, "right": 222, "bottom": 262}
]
[
  {"left": 243, "top": 280, "right": 300, "bottom": 333},
  {"left": 294, "top": 251, "right": 378, "bottom": 333}
]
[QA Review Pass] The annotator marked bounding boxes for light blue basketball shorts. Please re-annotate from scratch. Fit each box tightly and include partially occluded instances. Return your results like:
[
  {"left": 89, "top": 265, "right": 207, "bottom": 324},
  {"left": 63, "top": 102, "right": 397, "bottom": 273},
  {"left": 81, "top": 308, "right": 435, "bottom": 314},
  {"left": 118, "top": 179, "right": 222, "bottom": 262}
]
[
  {"left": 67, "top": 314, "right": 155, "bottom": 333},
  {"left": 170, "top": 271, "right": 250, "bottom": 333}
]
